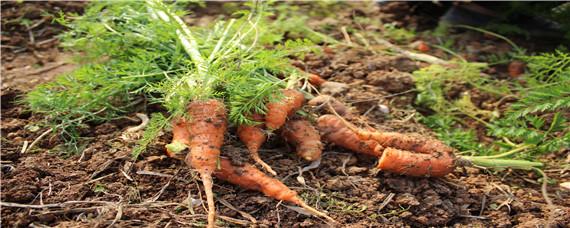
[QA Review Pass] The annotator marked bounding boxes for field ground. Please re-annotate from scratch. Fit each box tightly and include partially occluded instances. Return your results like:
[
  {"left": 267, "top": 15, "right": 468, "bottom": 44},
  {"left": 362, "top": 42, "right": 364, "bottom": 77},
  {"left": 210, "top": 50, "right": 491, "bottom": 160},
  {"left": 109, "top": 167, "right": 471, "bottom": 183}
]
[{"left": 1, "top": 2, "right": 569, "bottom": 227}]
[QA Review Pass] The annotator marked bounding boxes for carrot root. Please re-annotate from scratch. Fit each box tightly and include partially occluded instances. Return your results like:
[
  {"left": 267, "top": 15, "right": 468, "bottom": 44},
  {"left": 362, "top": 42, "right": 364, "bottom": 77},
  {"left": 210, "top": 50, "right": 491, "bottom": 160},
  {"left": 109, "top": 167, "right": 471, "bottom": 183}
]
[
  {"left": 281, "top": 119, "right": 323, "bottom": 161},
  {"left": 184, "top": 99, "right": 227, "bottom": 228},
  {"left": 237, "top": 113, "right": 276, "bottom": 175},
  {"left": 377, "top": 147, "right": 454, "bottom": 177},
  {"left": 265, "top": 89, "right": 305, "bottom": 130},
  {"left": 356, "top": 130, "right": 454, "bottom": 155},
  {"left": 214, "top": 158, "right": 335, "bottom": 223},
  {"left": 317, "top": 115, "right": 383, "bottom": 157}
]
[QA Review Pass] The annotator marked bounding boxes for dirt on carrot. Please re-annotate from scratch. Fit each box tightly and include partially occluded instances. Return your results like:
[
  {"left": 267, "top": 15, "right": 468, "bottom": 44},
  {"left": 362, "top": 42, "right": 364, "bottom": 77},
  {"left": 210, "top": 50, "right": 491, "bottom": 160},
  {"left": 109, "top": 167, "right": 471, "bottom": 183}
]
[
  {"left": 184, "top": 99, "right": 227, "bottom": 228},
  {"left": 280, "top": 119, "right": 323, "bottom": 161},
  {"left": 377, "top": 147, "right": 455, "bottom": 177},
  {"left": 237, "top": 113, "right": 276, "bottom": 175},
  {"left": 317, "top": 115, "right": 384, "bottom": 157},
  {"left": 264, "top": 89, "right": 305, "bottom": 130}
]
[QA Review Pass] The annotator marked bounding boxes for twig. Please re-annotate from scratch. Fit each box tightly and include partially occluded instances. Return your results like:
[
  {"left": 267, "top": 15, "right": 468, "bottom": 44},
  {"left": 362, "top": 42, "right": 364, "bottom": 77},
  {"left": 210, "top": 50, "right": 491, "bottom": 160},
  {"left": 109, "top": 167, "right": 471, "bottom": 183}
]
[
  {"left": 126, "top": 113, "right": 150, "bottom": 132},
  {"left": 0, "top": 200, "right": 112, "bottom": 209},
  {"left": 85, "top": 173, "right": 115, "bottom": 184},
  {"left": 25, "top": 129, "right": 52, "bottom": 153},
  {"left": 533, "top": 168, "right": 554, "bottom": 208},
  {"left": 20, "top": 140, "right": 29, "bottom": 153},
  {"left": 373, "top": 37, "right": 448, "bottom": 65},
  {"left": 108, "top": 205, "right": 123, "bottom": 228},
  {"left": 218, "top": 198, "right": 257, "bottom": 224},
  {"left": 377, "top": 193, "right": 395, "bottom": 211},
  {"left": 341, "top": 26, "right": 352, "bottom": 45},
  {"left": 25, "top": 62, "right": 67, "bottom": 76}
]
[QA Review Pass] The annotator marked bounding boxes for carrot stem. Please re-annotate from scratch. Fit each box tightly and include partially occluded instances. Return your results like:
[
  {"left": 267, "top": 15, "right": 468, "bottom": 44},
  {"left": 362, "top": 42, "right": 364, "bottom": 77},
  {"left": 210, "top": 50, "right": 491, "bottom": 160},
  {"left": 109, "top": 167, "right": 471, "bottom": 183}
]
[{"left": 460, "top": 156, "right": 543, "bottom": 170}]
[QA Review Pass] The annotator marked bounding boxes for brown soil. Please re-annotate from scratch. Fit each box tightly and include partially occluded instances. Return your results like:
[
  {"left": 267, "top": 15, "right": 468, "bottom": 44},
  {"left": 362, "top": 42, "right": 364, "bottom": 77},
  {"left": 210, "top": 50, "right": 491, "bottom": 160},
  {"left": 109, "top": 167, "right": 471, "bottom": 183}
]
[{"left": 2, "top": 2, "right": 569, "bottom": 228}]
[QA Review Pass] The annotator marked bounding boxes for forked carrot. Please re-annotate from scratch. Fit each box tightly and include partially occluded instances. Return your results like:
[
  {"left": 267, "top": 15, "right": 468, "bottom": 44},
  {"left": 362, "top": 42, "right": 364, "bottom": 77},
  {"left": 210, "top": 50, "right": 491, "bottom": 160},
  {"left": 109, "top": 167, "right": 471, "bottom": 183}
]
[
  {"left": 215, "top": 158, "right": 337, "bottom": 223},
  {"left": 264, "top": 89, "right": 305, "bottom": 130},
  {"left": 354, "top": 131, "right": 454, "bottom": 155},
  {"left": 237, "top": 113, "right": 276, "bottom": 175},
  {"left": 377, "top": 147, "right": 455, "bottom": 177},
  {"left": 281, "top": 119, "right": 323, "bottom": 161},
  {"left": 316, "top": 115, "right": 383, "bottom": 157},
  {"left": 184, "top": 99, "right": 227, "bottom": 228}
]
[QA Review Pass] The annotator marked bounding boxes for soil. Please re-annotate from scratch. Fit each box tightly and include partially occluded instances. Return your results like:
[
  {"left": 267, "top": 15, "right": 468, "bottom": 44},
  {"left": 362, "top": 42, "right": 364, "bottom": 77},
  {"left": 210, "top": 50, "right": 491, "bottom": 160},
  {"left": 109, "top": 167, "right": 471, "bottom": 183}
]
[{"left": 2, "top": 2, "right": 569, "bottom": 228}]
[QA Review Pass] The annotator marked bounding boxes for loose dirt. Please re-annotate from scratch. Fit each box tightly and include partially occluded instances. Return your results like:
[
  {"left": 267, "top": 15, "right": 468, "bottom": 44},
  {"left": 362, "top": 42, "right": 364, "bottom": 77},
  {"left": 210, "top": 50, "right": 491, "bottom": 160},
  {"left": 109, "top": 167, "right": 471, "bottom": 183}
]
[{"left": 2, "top": 2, "right": 569, "bottom": 227}]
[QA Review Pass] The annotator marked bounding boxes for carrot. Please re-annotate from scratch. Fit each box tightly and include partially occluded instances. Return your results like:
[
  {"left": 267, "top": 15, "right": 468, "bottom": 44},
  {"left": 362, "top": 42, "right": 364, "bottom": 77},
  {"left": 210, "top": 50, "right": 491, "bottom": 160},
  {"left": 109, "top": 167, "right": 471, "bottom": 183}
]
[
  {"left": 316, "top": 115, "right": 384, "bottom": 157},
  {"left": 184, "top": 99, "right": 227, "bottom": 228},
  {"left": 377, "top": 147, "right": 455, "bottom": 177},
  {"left": 237, "top": 113, "right": 276, "bottom": 175},
  {"left": 354, "top": 130, "right": 455, "bottom": 155},
  {"left": 165, "top": 118, "right": 191, "bottom": 159},
  {"left": 281, "top": 119, "right": 323, "bottom": 161},
  {"left": 215, "top": 158, "right": 336, "bottom": 223},
  {"left": 308, "top": 95, "right": 351, "bottom": 117},
  {"left": 264, "top": 89, "right": 305, "bottom": 130},
  {"left": 308, "top": 73, "right": 327, "bottom": 87}
]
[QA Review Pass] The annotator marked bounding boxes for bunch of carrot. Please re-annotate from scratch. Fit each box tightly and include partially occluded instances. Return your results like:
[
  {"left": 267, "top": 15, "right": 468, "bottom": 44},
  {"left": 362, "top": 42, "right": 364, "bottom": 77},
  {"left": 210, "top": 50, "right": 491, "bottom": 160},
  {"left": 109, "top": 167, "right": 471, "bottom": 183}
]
[
  {"left": 165, "top": 92, "right": 333, "bottom": 227},
  {"left": 238, "top": 89, "right": 324, "bottom": 175}
]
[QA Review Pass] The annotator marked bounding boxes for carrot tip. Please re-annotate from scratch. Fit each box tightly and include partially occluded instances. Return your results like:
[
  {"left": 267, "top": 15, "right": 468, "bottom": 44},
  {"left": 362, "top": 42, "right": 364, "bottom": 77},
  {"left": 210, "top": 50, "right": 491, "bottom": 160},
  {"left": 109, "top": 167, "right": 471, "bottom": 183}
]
[{"left": 297, "top": 200, "right": 338, "bottom": 224}]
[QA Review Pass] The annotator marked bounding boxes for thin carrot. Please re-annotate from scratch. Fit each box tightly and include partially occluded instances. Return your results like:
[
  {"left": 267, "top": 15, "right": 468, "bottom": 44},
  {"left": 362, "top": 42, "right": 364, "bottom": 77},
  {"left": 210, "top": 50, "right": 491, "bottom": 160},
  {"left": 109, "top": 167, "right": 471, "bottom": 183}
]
[
  {"left": 308, "top": 95, "right": 352, "bottom": 117},
  {"left": 355, "top": 130, "right": 455, "bottom": 155},
  {"left": 316, "top": 115, "right": 383, "bottom": 157},
  {"left": 264, "top": 89, "right": 305, "bottom": 130},
  {"left": 215, "top": 158, "right": 337, "bottom": 223},
  {"left": 184, "top": 99, "right": 227, "bottom": 228},
  {"left": 377, "top": 147, "right": 455, "bottom": 177},
  {"left": 237, "top": 113, "right": 276, "bottom": 175},
  {"left": 165, "top": 118, "right": 190, "bottom": 159},
  {"left": 281, "top": 119, "right": 323, "bottom": 161}
]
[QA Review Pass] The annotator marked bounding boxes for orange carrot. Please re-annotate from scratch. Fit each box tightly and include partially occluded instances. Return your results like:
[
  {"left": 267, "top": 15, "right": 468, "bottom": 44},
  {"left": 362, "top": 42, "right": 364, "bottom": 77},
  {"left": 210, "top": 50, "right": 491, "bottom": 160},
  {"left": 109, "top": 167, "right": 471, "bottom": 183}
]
[
  {"left": 355, "top": 130, "right": 454, "bottom": 155},
  {"left": 308, "top": 95, "right": 352, "bottom": 117},
  {"left": 281, "top": 119, "right": 323, "bottom": 161},
  {"left": 215, "top": 158, "right": 336, "bottom": 223},
  {"left": 377, "top": 147, "right": 455, "bottom": 177},
  {"left": 417, "top": 41, "right": 430, "bottom": 52},
  {"left": 184, "top": 99, "right": 227, "bottom": 228},
  {"left": 316, "top": 115, "right": 383, "bottom": 157},
  {"left": 165, "top": 118, "right": 191, "bottom": 159},
  {"left": 264, "top": 89, "right": 305, "bottom": 130},
  {"left": 237, "top": 113, "right": 276, "bottom": 175},
  {"left": 308, "top": 73, "right": 327, "bottom": 87}
]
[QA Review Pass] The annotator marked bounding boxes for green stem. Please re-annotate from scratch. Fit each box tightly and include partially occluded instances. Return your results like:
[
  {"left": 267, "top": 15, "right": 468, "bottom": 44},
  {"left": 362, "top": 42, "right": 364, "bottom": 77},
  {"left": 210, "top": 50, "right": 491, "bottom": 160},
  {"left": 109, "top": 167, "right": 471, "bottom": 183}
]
[
  {"left": 461, "top": 156, "right": 543, "bottom": 170},
  {"left": 471, "top": 144, "right": 534, "bottom": 159}
]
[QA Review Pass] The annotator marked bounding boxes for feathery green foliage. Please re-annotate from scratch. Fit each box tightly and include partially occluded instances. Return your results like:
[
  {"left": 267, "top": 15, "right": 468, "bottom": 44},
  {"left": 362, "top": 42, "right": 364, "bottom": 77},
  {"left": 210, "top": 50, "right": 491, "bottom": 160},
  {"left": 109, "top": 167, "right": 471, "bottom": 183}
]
[
  {"left": 415, "top": 49, "right": 570, "bottom": 158},
  {"left": 25, "top": 1, "right": 317, "bottom": 155}
]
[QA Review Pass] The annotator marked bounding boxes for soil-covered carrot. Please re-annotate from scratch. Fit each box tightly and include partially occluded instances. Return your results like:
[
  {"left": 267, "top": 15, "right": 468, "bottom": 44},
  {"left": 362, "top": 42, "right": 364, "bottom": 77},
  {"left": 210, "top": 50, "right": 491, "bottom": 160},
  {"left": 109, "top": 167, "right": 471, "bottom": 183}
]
[
  {"left": 308, "top": 73, "right": 327, "bottom": 86},
  {"left": 165, "top": 118, "right": 190, "bottom": 159},
  {"left": 184, "top": 99, "right": 227, "bottom": 228},
  {"left": 215, "top": 158, "right": 336, "bottom": 223},
  {"left": 308, "top": 95, "right": 351, "bottom": 117},
  {"left": 264, "top": 89, "right": 305, "bottom": 130},
  {"left": 377, "top": 147, "right": 455, "bottom": 177},
  {"left": 355, "top": 130, "right": 455, "bottom": 155},
  {"left": 317, "top": 115, "right": 383, "bottom": 157},
  {"left": 237, "top": 113, "right": 276, "bottom": 175},
  {"left": 281, "top": 119, "right": 323, "bottom": 161}
]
